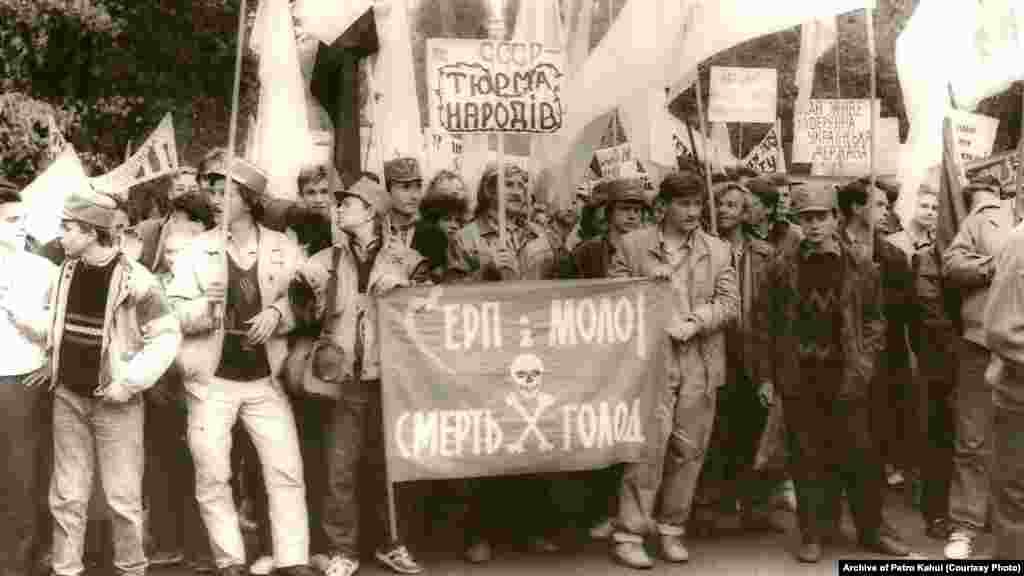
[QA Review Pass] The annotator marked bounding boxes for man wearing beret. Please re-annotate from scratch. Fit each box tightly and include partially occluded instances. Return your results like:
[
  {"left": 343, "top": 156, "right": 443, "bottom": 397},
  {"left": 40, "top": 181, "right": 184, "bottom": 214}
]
[
  {"left": 43, "top": 184, "right": 182, "bottom": 576},
  {"left": 165, "top": 157, "right": 315, "bottom": 576},
  {"left": 609, "top": 171, "right": 739, "bottom": 568},
  {"left": 761, "top": 184, "right": 908, "bottom": 563},
  {"left": 383, "top": 157, "right": 425, "bottom": 250},
  {"left": 941, "top": 174, "right": 1021, "bottom": 559},
  {"left": 286, "top": 177, "right": 427, "bottom": 576}
]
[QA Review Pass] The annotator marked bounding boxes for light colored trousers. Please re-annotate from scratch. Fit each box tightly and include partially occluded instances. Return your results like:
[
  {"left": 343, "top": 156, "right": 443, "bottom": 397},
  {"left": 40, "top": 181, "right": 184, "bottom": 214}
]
[
  {"left": 50, "top": 386, "right": 146, "bottom": 576},
  {"left": 187, "top": 375, "right": 309, "bottom": 569}
]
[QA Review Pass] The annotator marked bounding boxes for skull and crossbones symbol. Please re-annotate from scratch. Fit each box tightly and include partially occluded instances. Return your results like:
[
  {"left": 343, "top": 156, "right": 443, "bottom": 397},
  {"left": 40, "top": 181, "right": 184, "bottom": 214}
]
[{"left": 504, "top": 353, "right": 555, "bottom": 454}]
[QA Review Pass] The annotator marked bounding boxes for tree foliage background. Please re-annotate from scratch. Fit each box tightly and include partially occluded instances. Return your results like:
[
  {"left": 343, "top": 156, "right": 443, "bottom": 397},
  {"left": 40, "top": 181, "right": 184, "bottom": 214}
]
[{"left": 2, "top": 0, "right": 1021, "bottom": 187}]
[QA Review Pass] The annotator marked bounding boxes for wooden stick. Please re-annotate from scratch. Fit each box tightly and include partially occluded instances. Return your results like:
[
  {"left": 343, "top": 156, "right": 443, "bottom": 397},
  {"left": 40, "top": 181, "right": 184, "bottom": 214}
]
[
  {"left": 490, "top": 5, "right": 508, "bottom": 246},
  {"left": 1018, "top": 88, "right": 1024, "bottom": 199},
  {"left": 694, "top": 67, "right": 717, "bottom": 235}
]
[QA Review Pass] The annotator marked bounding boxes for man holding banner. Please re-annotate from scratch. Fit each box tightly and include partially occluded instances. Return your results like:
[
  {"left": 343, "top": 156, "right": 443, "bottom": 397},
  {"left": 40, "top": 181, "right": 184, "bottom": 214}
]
[{"left": 609, "top": 171, "right": 738, "bottom": 569}]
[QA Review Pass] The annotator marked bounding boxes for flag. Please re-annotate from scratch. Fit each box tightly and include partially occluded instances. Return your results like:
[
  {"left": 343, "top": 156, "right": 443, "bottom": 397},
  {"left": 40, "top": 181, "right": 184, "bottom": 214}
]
[
  {"left": 947, "top": 0, "right": 1024, "bottom": 111},
  {"left": 796, "top": 18, "right": 838, "bottom": 106},
  {"left": 251, "top": 0, "right": 316, "bottom": 199},
  {"left": 368, "top": 0, "right": 424, "bottom": 165},
  {"left": 90, "top": 113, "right": 179, "bottom": 198},
  {"left": 742, "top": 121, "right": 786, "bottom": 174},
  {"left": 22, "top": 147, "right": 90, "bottom": 244},
  {"left": 294, "top": 0, "right": 373, "bottom": 47}
]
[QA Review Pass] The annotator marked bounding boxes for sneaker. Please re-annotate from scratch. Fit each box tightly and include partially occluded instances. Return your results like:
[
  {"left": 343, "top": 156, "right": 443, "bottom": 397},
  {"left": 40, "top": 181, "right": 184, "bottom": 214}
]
[
  {"left": 375, "top": 544, "right": 423, "bottom": 575},
  {"left": 322, "top": 556, "right": 359, "bottom": 576},
  {"left": 250, "top": 556, "right": 275, "bottom": 575},
  {"left": 150, "top": 550, "right": 185, "bottom": 567},
  {"left": 944, "top": 531, "right": 974, "bottom": 560},
  {"left": 590, "top": 517, "right": 615, "bottom": 540},
  {"left": 464, "top": 540, "right": 492, "bottom": 564},
  {"left": 611, "top": 541, "right": 653, "bottom": 570},
  {"left": 658, "top": 535, "right": 689, "bottom": 563}
]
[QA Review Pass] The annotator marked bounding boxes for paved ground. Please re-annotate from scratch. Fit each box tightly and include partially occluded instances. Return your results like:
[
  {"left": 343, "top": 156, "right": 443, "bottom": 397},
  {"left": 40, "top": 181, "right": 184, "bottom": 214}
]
[{"left": 140, "top": 487, "right": 992, "bottom": 576}]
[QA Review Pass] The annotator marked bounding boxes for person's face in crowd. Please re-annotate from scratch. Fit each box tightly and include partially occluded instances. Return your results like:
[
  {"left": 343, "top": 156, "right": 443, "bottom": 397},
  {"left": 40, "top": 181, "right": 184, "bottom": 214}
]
[
  {"left": 112, "top": 210, "right": 141, "bottom": 259},
  {"left": 300, "top": 177, "right": 334, "bottom": 216},
  {"left": 797, "top": 209, "right": 837, "bottom": 249},
  {"left": 534, "top": 211, "right": 550, "bottom": 227},
  {"left": 610, "top": 200, "right": 645, "bottom": 236},
  {"left": 716, "top": 188, "right": 745, "bottom": 233},
  {"left": 336, "top": 194, "right": 374, "bottom": 233},
  {"left": 746, "top": 194, "right": 769, "bottom": 226},
  {"left": 173, "top": 170, "right": 198, "bottom": 199},
  {"left": 665, "top": 194, "right": 703, "bottom": 235},
  {"left": 505, "top": 180, "right": 528, "bottom": 220},
  {"left": 432, "top": 176, "right": 465, "bottom": 199},
  {"left": 777, "top": 185, "right": 793, "bottom": 214},
  {"left": 869, "top": 187, "right": 890, "bottom": 231},
  {"left": 205, "top": 176, "right": 250, "bottom": 226},
  {"left": 915, "top": 193, "right": 939, "bottom": 232},
  {"left": 162, "top": 234, "right": 190, "bottom": 273},
  {"left": 390, "top": 180, "right": 424, "bottom": 219},
  {"left": 557, "top": 195, "right": 583, "bottom": 226},
  {"left": 58, "top": 220, "right": 96, "bottom": 259},
  {"left": 0, "top": 201, "right": 27, "bottom": 252}
]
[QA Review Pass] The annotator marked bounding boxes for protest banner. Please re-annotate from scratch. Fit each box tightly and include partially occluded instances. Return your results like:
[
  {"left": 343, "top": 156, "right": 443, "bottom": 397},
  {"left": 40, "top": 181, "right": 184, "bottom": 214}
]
[
  {"left": 379, "top": 279, "right": 671, "bottom": 483},
  {"left": 427, "top": 131, "right": 465, "bottom": 174},
  {"left": 742, "top": 120, "right": 785, "bottom": 174},
  {"left": 90, "top": 113, "right": 179, "bottom": 197},
  {"left": 809, "top": 114, "right": 900, "bottom": 177},
  {"left": 794, "top": 99, "right": 872, "bottom": 165},
  {"left": 593, "top": 143, "right": 647, "bottom": 179},
  {"left": 708, "top": 66, "right": 778, "bottom": 124},
  {"left": 426, "top": 38, "right": 566, "bottom": 134},
  {"left": 949, "top": 109, "right": 999, "bottom": 163}
]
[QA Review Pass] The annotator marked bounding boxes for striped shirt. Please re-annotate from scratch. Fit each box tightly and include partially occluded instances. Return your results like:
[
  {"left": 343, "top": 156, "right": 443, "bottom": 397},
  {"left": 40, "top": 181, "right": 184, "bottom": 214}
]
[{"left": 59, "top": 257, "right": 117, "bottom": 397}]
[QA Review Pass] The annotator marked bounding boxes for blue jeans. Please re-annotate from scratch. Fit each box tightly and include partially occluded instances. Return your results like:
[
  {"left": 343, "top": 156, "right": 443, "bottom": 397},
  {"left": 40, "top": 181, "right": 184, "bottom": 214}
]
[
  {"left": 949, "top": 339, "right": 993, "bottom": 533},
  {"left": 50, "top": 386, "right": 146, "bottom": 576},
  {"left": 0, "top": 374, "right": 45, "bottom": 576}
]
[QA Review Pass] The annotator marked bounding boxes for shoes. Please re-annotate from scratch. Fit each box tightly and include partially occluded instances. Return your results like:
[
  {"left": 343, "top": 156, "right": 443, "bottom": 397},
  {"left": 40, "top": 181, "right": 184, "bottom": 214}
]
[
  {"left": 887, "top": 467, "right": 906, "bottom": 488},
  {"left": 310, "top": 554, "right": 330, "bottom": 573},
  {"left": 250, "top": 556, "right": 275, "bottom": 575},
  {"left": 796, "top": 540, "right": 822, "bottom": 563},
  {"left": 150, "top": 550, "right": 185, "bottom": 567},
  {"left": 944, "top": 530, "right": 975, "bottom": 560},
  {"left": 926, "top": 518, "right": 949, "bottom": 540},
  {"left": 861, "top": 531, "right": 910, "bottom": 557},
  {"left": 528, "top": 536, "right": 561, "bottom": 554},
  {"left": 375, "top": 544, "right": 423, "bottom": 575},
  {"left": 275, "top": 565, "right": 318, "bottom": 576},
  {"left": 611, "top": 541, "right": 654, "bottom": 570},
  {"left": 322, "top": 555, "right": 360, "bottom": 576},
  {"left": 463, "top": 540, "right": 492, "bottom": 564},
  {"left": 221, "top": 565, "right": 248, "bottom": 576},
  {"left": 658, "top": 535, "right": 689, "bottom": 563},
  {"left": 590, "top": 517, "right": 615, "bottom": 540}
]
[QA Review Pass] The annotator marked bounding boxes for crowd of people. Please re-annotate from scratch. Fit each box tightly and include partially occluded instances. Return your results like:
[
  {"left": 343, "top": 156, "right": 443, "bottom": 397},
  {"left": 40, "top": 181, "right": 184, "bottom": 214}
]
[{"left": 0, "top": 147, "right": 1021, "bottom": 576}]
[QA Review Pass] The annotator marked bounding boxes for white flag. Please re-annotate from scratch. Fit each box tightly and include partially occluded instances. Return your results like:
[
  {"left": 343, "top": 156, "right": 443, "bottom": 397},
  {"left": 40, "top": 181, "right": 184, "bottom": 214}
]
[
  {"left": 370, "top": 0, "right": 424, "bottom": 166},
  {"left": 22, "top": 147, "right": 91, "bottom": 244},
  {"left": 90, "top": 113, "right": 178, "bottom": 198},
  {"left": 796, "top": 19, "right": 838, "bottom": 106}
]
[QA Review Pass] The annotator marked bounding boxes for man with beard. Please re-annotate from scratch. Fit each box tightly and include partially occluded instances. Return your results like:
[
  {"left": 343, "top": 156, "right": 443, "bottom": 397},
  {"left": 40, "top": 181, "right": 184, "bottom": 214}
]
[
  {"left": 609, "top": 171, "right": 738, "bottom": 568},
  {"left": 763, "top": 184, "right": 909, "bottom": 563}
]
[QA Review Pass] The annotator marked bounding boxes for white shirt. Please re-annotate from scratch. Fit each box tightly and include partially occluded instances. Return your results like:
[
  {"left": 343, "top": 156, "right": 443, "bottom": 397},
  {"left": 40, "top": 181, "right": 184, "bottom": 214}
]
[{"left": 0, "top": 251, "right": 57, "bottom": 376}]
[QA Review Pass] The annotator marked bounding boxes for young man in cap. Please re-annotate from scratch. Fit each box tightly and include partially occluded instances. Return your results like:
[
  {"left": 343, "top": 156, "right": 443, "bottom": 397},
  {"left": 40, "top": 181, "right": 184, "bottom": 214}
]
[
  {"left": 287, "top": 177, "right": 427, "bottom": 576},
  {"left": 567, "top": 177, "right": 647, "bottom": 280},
  {"left": 743, "top": 177, "right": 802, "bottom": 254},
  {"left": 382, "top": 157, "right": 425, "bottom": 249},
  {"left": 692, "top": 180, "right": 785, "bottom": 537},
  {"left": 762, "top": 184, "right": 908, "bottom": 563},
  {"left": 941, "top": 174, "right": 1020, "bottom": 559},
  {"left": 609, "top": 171, "right": 739, "bottom": 568},
  {"left": 45, "top": 184, "right": 182, "bottom": 576},
  {"left": 165, "top": 157, "right": 315, "bottom": 576},
  {"left": 0, "top": 178, "right": 58, "bottom": 576}
]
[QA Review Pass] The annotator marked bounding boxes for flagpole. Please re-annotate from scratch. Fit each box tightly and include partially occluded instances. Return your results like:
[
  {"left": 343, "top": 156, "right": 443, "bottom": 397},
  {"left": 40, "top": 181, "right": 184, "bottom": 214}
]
[
  {"left": 865, "top": 3, "right": 877, "bottom": 250},
  {"left": 219, "top": 0, "right": 248, "bottom": 328},
  {"left": 1018, "top": 89, "right": 1024, "bottom": 198},
  {"left": 695, "top": 67, "right": 717, "bottom": 235},
  {"left": 490, "top": 2, "right": 508, "bottom": 246}
]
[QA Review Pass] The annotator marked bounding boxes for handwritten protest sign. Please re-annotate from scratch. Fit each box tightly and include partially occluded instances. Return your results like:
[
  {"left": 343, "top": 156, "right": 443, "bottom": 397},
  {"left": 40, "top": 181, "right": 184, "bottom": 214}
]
[
  {"left": 593, "top": 143, "right": 645, "bottom": 178},
  {"left": 708, "top": 67, "right": 778, "bottom": 124},
  {"left": 794, "top": 99, "right": 872, "bottom": 165},
  {"left": 427, "top": 131, "right": 465, "bottom": 173},
  {"left": 90, "top": 113, "right": 179, "bottom": 197},
  {"left": 380, "top": 279, "right": 670, "bottom": 482},
  {"left": 949, "top": 110, "right": 999, "bottom": 163},
  {"left": 809, "top": 114, "right": 900, "bottom": 177},
  {"left": 427, "top": 38, "right": 566, "bottom": 134}
]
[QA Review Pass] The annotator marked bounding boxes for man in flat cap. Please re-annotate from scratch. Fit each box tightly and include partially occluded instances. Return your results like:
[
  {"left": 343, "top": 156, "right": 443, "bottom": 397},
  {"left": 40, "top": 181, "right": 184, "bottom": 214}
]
[
  {"left": 286, "top": 176, "right": 428, "bottom": 576},
  {"left": 761, "top": 184, "right": 908, "bottom": 563},
  {"left": 383, "top": 157, "right": 425, "bottom": 249},
  {"left": 941, "top": 174, "right": 1020, "bottom": 559},
  {"left": 609, "top": 171, "right": 738, "bottom": 568},
  {"left": 43, "top": 184, "right": 182, "bottom": 576},
  {"left": 165, "top": 156, "right": 316, "bottom": 576}
]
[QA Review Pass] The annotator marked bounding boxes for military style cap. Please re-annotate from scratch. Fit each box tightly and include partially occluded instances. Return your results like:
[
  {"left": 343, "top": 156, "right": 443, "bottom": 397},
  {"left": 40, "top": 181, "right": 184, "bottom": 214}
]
[
  {"left": 791, "top": 184, "right": 836, "bottom": 214},
  {"left": 597, "top": 177, "right": 648, "bottom": 206},
  {"left": 62, "top": 185, "right": 119, "bottom": 229},
  {"left": 383, "top": 157, "right": 422, "bottom": 184},
  {"left": 340, "top": 176, "right": 392, "bottom": 217},
  {"left": 745, "top": 177, "right": 780, "bottom": 205},
  {"left": 203, "top": 155, "right": 268, "bottom": 194}
]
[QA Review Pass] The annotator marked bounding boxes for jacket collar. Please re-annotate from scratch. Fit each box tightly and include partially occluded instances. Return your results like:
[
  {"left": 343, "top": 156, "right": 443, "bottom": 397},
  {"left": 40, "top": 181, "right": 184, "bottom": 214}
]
[
  {"left": 650, "top": 226, "right": 708, "bottom": 262},
  {"left": 800, "top": 234, "right": 841, "bottom": 259}
]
